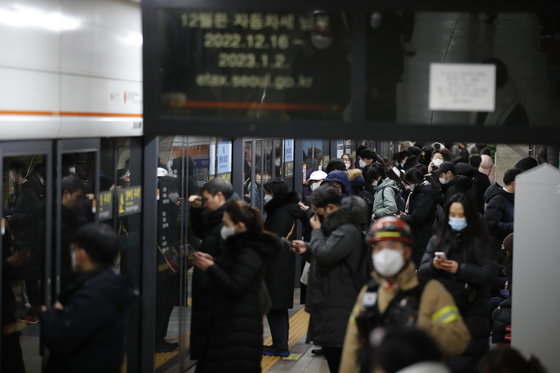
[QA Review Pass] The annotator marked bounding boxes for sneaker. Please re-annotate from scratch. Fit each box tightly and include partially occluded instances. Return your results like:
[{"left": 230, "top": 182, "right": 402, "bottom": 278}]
[
  {"left": 262, "top": 345, "right": 290, "bottom": 357},
  {"left": 311, "top": 348, "right": 325, "bottom": 356},
  {"left": 156, "top": 342, "right": 178, "bottom": 353},
  {"left": 404, "top": 41, "right": 416, "bottom": 56}
]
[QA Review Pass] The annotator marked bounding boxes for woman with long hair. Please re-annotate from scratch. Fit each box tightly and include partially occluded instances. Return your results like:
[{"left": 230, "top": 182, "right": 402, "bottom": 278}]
[
  {"left": 418, "top": 193, "right": 496, "bottom": 373},
  {"left": 262, "top": 178, "right": 306, "bottom": 357},
  {"left": 400, "top": 166, "right": 445, "bottom": 266},
  {"left": 191, "top": 200, "right": 281, "bottom": 373}
]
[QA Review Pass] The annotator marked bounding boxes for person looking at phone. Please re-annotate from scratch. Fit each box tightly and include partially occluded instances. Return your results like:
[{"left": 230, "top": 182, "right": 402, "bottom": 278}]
[
  {"left": 190, "top": 200, "right": 281, "bottom": 373},
  {"left": 261, "top": 179, "right": 306, "bottom": 357},
  {"left": 187, "top": 178, "right": 236, "bottom": 361},
  {"left": 291, "top": 186, "right": 369, "bottom": 373},
  {"left": 418, "top": 193, "right": 496, "bottom": 373},
  {"left": 339, "top": 216, "right": 470, "bottom": 373}
]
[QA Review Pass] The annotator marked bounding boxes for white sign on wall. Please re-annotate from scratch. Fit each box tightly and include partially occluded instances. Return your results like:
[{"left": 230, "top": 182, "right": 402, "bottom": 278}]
[{"left": 429, "top": 63, "right": 496, "bottom": 112}]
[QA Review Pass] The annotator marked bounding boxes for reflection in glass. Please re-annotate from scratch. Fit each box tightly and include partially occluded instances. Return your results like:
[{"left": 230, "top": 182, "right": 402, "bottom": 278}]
[
  {"left": 59, "top": 152, "right": 96, "bottom": 292},
  {"left": 3, "top": 156, "right": 46, "bottom": 373},
  {"left": 386, "top": 12, "right": 560, "bottom": 127}
]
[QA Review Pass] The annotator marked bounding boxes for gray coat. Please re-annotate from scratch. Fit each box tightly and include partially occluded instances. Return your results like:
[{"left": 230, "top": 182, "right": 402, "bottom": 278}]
[
  {"left": 372, "top": 178, "right": 399, "bottom": 218},
  {"left": 306, "top": 196, "right": 367, "bottom": 348}
]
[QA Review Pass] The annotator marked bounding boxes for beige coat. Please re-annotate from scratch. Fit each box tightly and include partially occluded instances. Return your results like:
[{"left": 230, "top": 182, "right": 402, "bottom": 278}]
[{"left": 339, "top": 262, "right": 471, "bottom": 373}]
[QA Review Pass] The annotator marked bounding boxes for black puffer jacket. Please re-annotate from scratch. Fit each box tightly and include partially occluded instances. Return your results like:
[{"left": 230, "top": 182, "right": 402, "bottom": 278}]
[
  {"left": 443, "top": 175, "right": 476, "bottom": 203},
  {"left": 484, "top": 187, "right": 514, "bottom": 253},
  {"left": 306, "top": 196, "right": 368, "bottom": 348},
  {"left": 418, "top": 232, "right": 496, "bottom": 358},
  {"left": 190, "top": 203, "right": 227, "bottom": 359},
  {"left": 401, "top": 182, "right": 445, "bottom": 265},
  {"left": 41, "top": 268, "right": 138, "bottom": 373},
  {"left": 264, "top": 191, "right": 305, "bottom": 309},
  {"left": 195, "top": 231, "right": 281, "bottom": 373}
]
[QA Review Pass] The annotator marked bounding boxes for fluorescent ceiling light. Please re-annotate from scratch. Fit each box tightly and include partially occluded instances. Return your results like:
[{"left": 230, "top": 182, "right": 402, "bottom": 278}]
[{"left": 0, "top": 4, "right": 81, "bottom": 32}]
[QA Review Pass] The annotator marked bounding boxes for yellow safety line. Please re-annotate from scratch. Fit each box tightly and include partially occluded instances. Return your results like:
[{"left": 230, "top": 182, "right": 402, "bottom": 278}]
[{"left": 261, "top": 308, "right": 310, "bottom": 372}]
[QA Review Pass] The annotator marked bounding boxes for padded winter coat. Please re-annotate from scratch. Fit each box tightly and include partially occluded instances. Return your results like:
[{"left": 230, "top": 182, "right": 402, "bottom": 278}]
[
  {"left": 306, "top": 199, "right": 367, "bottom": 348},
  {"left": 372, "top": 178, "right": 399, "bottom": 218},
  {"left": 264, "top": 191, "right": 305, "bottom": 309},
  {"left": 194, "top": 231, "right": 281, "bottom": 373},
  {"left": 419, "top": 232, "right": 496, "bottom": 363},
  {"left": 41, "top": 268, "right": 138, "bottom": 373},
  {"left": 484, "top": 187, "right": 514, "bottom": 252}
]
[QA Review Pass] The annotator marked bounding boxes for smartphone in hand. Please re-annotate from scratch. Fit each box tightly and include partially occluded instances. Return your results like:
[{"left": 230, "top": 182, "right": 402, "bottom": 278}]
[
  {"left": 281, "top": 237, "right": 300, "bottom": 253},
  {"left": 434, "top": 251, "right": 447, "bottom": 260}
]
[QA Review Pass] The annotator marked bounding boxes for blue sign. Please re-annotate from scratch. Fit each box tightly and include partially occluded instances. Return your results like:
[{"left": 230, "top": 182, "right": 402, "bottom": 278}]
[
  {"left": 217, "top": 142, "right": 232, "bottom": 174},
  {"left": 284, "top": 139, "right": 294, "bottom": 162}
]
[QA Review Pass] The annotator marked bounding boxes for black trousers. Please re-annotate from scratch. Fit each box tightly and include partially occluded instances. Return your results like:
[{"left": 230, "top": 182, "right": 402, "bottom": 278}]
[
  {"left": 155, "top": 305, "right": 174, "bottom": 345},
  {"left": 267, "top": 309, "right": 289, "bottom": 350},
  {"left": 1, "top": 333, "right": 26, "bottom": 373},
  {"left": 322, "top": 347, "right": 342, "bottom": 373}
]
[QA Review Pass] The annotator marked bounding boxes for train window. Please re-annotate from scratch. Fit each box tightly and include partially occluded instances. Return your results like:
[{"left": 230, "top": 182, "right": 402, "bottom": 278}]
[{"left": 158, "top": 9, "right": 352, "bottom": 121}]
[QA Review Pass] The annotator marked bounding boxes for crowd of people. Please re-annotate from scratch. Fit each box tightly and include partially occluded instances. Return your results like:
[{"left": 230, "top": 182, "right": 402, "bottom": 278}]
[
  {"left": 2, "top": 141, "right": 548, "bottom": 373},
  {"left": 185, "top": 141, "right": 547, "bottom": 373}
]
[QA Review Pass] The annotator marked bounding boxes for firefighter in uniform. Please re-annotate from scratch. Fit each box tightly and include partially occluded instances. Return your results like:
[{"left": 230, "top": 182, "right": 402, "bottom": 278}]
[{"left": 339, "top": 217, "right": 471, "bottom": 373}]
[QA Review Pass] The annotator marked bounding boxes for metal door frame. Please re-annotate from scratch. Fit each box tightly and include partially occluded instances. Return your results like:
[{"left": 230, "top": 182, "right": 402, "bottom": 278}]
[
  {"left": 0, "top": 140, "right": 53, "bottom": 370},
  {"left": 54, "top": 139, "right": 100, "bottom": 294}
]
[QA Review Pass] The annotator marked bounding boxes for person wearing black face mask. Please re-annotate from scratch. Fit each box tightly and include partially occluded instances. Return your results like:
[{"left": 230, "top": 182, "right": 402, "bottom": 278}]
[{"left": 418, "top": 193, "right": 497, "bottom": 373}]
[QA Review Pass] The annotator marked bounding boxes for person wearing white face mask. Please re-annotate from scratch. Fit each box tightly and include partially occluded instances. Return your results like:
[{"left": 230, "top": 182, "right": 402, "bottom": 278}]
[
  {"left": 433, "top": 161, "right": 477, "bottom": 206},
  {"left": 191, "top": 200, "right": 281, "bottom": 373},
  {"left": 339, "top": 216, "right": 470, "bottom": 373},
  {"left": 418, "top": 194, "right": 496, "bottom": 373},
  {"left": 291, "top": 188, "right": 369, "bottom": 373}
]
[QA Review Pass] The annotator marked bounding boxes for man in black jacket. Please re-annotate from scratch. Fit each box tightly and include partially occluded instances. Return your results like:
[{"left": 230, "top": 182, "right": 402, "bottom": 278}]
[
  {"left": 41, "top": 223, "right": 138, "bottom": 373},
  {"left": 187, "top": 178, "right": 234, "bottom": 359},
  {"left": 433, "top": 161, "right": 476, "bottom": 205},
  {"left": 484, "top": 168, "right": 523, "bottom": 261}
]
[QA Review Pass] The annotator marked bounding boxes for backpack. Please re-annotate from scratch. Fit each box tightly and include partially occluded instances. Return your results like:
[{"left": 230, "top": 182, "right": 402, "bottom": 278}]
[
  {"left": 381, "top": 187, "right": 406, "bottom": 213},
  {"left": 342, "top": 230, "right": 373, "bottom": 292}
]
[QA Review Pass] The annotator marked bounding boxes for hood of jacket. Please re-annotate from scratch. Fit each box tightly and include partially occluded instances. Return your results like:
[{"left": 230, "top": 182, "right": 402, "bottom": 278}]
[
  {"left": 322, "top": 195, "right": 368, "bottom": 235},
  {"left": 415, "top": 181, "right": 445, "bottom": 205},
  {"left": 486, "top": 185, "right": 514, "bottom": 204},
  {"left": 323, "top": 170, "right": 353, "bottom": 196},
  {"left": 350, "top": 175, "right": 365, "bottom": 193},
  {"left": 225, "top": 230, "right": 282, "bottom": 263},
  {"left": 264, "top": 191, "right": 302, "bottom": 220},
  {"left": 483, "top": 183, "right": 503, "bottom": 203},
  {"left": 374, "top": 177, "right": 399, "bottom": 193},
  {"left": 448, "top": 174, "right": 472, "bottom": 190},
  {"left": 63, "top": 267, "right": 138, "bottom": 310}
]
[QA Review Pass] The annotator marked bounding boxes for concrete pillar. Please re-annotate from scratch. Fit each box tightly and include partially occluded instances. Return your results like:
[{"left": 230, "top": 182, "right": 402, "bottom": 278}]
[
  {"left": 512, "top": 163, "right": 560, "bottom": 371},
  {"left": 494, "top": 144, "right": 529, "bottom": 185}
]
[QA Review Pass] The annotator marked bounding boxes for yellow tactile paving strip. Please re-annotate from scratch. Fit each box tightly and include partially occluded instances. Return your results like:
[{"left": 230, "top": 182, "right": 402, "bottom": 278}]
[
  {"left": 154, "top": 333, "right": 190, "bottom": 369},
  {"left": 261, "top": 308, "right": 310, "bottom": 373},
  {"left": 124, "top": 305, "right": 309, "bottom": 372}
]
